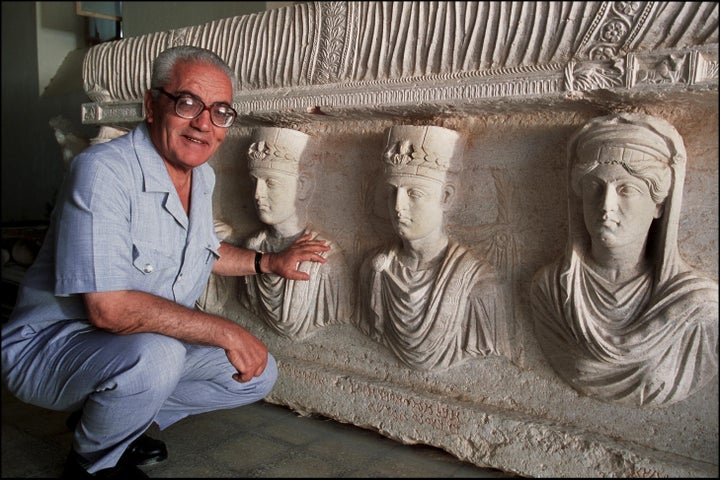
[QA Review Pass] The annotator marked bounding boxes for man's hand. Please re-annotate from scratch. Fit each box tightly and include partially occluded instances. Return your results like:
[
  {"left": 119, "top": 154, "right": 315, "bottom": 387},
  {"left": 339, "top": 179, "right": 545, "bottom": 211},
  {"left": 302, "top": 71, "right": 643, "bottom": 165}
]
[
  {"left": 225, "top": 328, "right": 270, "bottom": 382},
  {"left": 264, "top": 233, "right": 330, "bottom": 281}
]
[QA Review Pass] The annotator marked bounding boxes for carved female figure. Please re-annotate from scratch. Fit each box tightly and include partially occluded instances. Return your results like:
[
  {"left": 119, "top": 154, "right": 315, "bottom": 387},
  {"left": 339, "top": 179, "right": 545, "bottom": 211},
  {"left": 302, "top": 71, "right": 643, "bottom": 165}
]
[
  {"left": 240, "top": 127, "right": 352, "bottom": 340},
  {"left": 357, "top": 125, "right": 511, "bottom": 371},
  {"left": 531, "top": 113, "right": 718, "bottom": 407}
]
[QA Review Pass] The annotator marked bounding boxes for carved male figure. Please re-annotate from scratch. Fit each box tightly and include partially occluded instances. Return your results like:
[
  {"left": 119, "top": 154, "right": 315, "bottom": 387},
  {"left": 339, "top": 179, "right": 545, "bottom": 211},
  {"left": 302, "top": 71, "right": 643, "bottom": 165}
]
[
  {"left": 356, "top": 125, "right": 511, "bottom": 371},
  {"left": 531, "top": 112, "right": 718, "bottom": 407},
  {"left": 240, "top": 127, "right": 352, "bottom": 340}
]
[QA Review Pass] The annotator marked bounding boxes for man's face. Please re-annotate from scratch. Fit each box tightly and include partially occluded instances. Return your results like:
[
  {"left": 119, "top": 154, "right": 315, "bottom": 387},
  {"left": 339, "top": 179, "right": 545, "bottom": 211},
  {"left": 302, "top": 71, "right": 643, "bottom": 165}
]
[
  {"left": 145, "top": 61, "right": 232, "bottom": 172},
  {"left": 250, "top": 168, "right": 299, "bottom": 226},
  {"left": 386, "top": 174, "right": 447, "bottom": 241},
  {"left": 580, "top": 163, "right": 662, "bottom": 251}
]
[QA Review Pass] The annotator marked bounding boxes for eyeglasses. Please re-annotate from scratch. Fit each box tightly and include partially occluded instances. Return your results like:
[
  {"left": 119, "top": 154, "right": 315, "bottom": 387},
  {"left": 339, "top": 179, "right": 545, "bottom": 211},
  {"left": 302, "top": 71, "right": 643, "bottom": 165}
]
[{"left": 153, "top": 88, "right": 237, "bottom": 128}]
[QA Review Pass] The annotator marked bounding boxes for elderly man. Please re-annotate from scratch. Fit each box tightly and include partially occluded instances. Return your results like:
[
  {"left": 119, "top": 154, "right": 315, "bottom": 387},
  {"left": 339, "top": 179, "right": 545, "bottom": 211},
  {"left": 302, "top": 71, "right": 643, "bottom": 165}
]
[{"left": 1, "top": 46, "right": 329, "bottom": 478}]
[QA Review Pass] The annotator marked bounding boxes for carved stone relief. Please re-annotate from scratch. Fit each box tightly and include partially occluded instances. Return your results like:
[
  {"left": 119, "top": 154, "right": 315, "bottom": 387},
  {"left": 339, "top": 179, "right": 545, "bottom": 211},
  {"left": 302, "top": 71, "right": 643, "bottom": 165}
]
[
  {"left": 80, "top": 2, "right": 718, "bottom": 125},
  {"left": 78, "top": 1, "right": 718, "bottom": 477},
  {"left": 239, "top": 127, "right": 353, "bottom": 340},
  {"left": 531, "top": 112, "right": 719, "bottom": 407},
  {"left": 355, "top": 125, "right": 511, "bottom": 371}
]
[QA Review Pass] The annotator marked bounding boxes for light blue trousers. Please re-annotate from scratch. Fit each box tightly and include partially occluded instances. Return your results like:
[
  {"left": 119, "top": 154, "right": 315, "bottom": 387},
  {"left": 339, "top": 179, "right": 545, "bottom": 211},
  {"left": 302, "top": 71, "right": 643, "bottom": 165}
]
[{"left": 1, "top": 320, "right": 278, "bottom": 473}]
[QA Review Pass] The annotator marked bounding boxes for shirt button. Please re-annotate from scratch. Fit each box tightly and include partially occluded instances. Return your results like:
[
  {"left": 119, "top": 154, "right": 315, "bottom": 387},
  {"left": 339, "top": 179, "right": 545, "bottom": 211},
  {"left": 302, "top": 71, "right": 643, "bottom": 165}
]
[{"left": 143, "top": 264, "right": 154, "bottom": 273}]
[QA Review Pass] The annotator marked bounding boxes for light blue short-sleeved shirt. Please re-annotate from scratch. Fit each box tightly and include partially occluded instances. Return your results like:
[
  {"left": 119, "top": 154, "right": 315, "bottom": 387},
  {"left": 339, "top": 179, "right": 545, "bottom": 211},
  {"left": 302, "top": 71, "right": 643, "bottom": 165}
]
[{"left": 3, "top": 123, "right": 221, "bottom": 333}]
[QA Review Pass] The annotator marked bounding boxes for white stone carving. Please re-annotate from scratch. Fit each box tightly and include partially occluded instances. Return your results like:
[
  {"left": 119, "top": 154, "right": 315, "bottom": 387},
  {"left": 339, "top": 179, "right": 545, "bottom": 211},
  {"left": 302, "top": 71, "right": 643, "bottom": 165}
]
[
  {"left": 356, "top": 125, "right": 511, "bottom": 371},
  {"left": 240, "top": 127, "right": 353, "bottom": 340},
  {"left": 78, "top": 1, "right": 718, "bottom": 477},
  {"left": 48, "top": 116, "right": 90, "bottom": 174},
  {"left": 80, "top": 2, "right": 718, "bottom": 125},
  {"left": 531, "top": 113, "right": 719, "bottom": 407}
]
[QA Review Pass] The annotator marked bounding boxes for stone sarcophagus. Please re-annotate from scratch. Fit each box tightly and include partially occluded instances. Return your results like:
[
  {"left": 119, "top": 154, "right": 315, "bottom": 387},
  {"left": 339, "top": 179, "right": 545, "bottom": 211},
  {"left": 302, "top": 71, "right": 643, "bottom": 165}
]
[{"left": 80, "top": 2, "right": 718, "bottom": 477}]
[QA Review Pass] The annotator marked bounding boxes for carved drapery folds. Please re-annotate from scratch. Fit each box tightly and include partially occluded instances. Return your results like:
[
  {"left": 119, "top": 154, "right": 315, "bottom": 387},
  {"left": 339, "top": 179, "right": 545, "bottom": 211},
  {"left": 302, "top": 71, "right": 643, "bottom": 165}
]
[
  {"left": 78, "top": 2, "right": 718, "bottom": 477},
  {"left": 241, "top": 127, "right": 353, "bottom": 341}
]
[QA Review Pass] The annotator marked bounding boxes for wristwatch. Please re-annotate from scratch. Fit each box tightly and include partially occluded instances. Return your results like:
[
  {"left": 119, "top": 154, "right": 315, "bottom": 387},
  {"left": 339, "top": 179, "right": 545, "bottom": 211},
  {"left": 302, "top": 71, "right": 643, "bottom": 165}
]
[{"left": 254, "top": 251, "right": 264, "bottom": 274}]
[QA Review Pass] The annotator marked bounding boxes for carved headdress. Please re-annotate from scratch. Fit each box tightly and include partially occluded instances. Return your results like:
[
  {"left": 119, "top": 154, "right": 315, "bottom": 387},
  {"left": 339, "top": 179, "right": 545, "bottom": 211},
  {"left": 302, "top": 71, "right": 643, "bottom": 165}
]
[
  {"left": 247, "top": 127, "right": 310, "bottom": 176},
  {"left": 382, "top": 125, "right": 464, "bottom": 182},
  {"left": 566, "top": 112, "right": 687, "bottom": 285}
]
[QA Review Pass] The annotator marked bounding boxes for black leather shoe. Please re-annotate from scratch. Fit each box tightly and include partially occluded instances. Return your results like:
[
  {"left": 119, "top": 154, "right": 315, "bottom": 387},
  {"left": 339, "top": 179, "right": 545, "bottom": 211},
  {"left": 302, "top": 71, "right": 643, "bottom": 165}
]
[
  {"left": 62, "top": 449, "right": 149, "bottom": 479},
  {"left": 120, "top": 434, "right": 168, "bottom": 466},
  {"left": 66, "top": 410, "right": 168, "bottom": 466}
]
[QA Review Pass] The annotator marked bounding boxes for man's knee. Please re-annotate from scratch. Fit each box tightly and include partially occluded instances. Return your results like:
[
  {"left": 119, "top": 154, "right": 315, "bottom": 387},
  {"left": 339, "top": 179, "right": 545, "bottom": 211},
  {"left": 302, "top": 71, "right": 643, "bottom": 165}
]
[
  {"left": 111, "top": 335, "right": 187, "bottom": 396},
  {"left": 257, "top": 354, "right": 278, "bottom": 396}
]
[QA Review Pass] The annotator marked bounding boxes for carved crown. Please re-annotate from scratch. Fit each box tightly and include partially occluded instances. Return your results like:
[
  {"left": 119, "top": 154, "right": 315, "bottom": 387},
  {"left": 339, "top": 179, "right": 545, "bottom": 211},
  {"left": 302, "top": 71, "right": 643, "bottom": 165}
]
[
  {"left": 247, "top": 127, "right": 310, "bottom": 175},
  {"left": 382, "top": 125, "right": 463, "bottom": 181}
]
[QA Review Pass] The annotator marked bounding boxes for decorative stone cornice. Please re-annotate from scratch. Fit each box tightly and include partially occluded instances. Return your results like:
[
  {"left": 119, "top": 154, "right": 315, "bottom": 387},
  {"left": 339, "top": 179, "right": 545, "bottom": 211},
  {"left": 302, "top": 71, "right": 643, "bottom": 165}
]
[
  {"left": 80, "top": 1, "right": 718, "bottom": 126},
  {"left": 82, "top": 46, "right": 717, "bottom": 125}
]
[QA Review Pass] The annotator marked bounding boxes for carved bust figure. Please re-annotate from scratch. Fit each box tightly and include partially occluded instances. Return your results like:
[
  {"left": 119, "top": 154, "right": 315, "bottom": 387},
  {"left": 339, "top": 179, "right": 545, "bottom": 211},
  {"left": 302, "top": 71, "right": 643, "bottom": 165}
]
[
  {"left": 239, "top": 127, "right": 352, "bottom": 340},
  {"left": 356, "top": 125, "right": 511, "bottom": 371},
  {"left": 531, "top": 113, "right": 718, "bottom": 407}
]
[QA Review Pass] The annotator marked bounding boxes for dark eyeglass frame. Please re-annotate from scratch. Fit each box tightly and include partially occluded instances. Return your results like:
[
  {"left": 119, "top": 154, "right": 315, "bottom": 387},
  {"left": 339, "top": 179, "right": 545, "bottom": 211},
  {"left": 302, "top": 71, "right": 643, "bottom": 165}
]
[{"left": 153, "top": 87, "right": 237, "bottom": 128}]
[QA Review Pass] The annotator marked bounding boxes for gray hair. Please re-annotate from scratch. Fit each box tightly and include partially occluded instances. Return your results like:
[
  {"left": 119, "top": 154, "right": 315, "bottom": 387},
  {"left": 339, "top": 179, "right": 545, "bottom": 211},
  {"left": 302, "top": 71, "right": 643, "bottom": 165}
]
[{"left": 150, "top": 45, "right": 237, "bottom": 96}]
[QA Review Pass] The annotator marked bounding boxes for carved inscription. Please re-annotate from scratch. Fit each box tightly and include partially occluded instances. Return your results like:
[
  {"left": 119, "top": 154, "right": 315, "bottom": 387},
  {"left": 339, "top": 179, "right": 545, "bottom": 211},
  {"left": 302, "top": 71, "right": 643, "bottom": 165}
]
[
  {"left": 624, "top": 467, "right": 669, "bottom": 478},
  {"left": 76, "top": 2, "right": 719, "bottom": 476},
  {"left": 347, "top": 382, "right": 463, "bottom": 433},
  {"left": 275, "top": 360, "right": 462, "bottom": 433}
]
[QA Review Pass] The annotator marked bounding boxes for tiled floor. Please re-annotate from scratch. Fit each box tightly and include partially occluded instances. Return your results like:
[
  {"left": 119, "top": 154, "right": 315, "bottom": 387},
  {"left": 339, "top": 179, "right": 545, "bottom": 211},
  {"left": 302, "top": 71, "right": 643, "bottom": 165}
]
[{"left": 1, "top": 383, "right": 518, "bottom": 478}]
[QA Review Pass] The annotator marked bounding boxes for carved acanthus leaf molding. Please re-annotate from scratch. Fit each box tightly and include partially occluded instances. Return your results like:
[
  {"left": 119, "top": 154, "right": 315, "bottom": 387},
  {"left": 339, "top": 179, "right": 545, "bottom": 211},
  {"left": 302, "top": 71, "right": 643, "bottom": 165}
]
[{"left": 565, "top": 59, "right": 625, "bottom": 92}]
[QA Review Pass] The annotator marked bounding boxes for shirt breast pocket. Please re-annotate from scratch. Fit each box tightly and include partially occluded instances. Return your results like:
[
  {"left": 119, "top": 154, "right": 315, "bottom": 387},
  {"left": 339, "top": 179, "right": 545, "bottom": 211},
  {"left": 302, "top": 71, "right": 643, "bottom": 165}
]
[{"left": 131, "top": 242, "right": 179, "bottom": 296}]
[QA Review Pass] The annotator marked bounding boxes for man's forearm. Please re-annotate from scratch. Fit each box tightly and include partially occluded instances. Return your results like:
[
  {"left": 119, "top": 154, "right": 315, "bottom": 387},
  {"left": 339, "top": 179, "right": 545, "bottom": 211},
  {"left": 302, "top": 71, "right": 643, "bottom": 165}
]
[
  {"left": 82, "top": 289, "right": 270, "bottom": 381},
  {"left": 212, "top": 234, "right": 330, "bottom": 281},
  {"left": 213, "top": 242, "right": 259, "bottom": 276},
  {"left": 82, "top": 289, "right": 246, "bottom": 349}
]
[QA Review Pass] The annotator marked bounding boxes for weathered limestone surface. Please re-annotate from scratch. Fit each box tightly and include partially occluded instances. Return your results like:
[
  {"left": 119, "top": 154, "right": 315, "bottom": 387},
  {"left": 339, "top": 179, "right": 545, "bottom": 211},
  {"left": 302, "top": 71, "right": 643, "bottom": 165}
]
[{"left": 80, "top": 2, "right": 718, "bottom": 477}]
